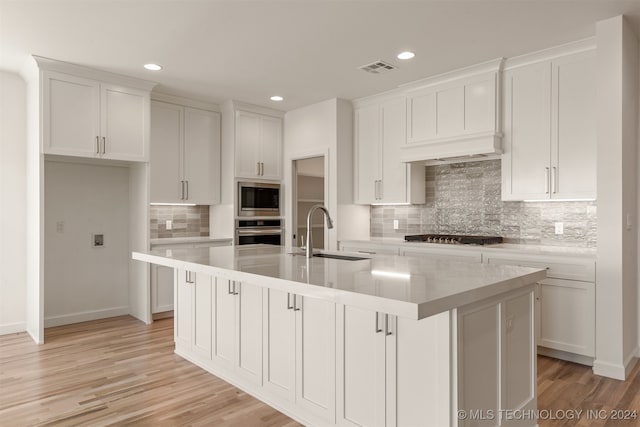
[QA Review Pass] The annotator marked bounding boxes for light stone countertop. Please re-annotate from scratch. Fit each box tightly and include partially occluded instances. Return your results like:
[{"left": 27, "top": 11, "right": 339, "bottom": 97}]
[
  {"left": 150, "top": 236, "right": 233, "bottom": 246},
  {"left": 133, "top": 244, "right": 546, "bottom": 320},
  {"left": 342, "top": 238, "right": 597, "bottom": 258}
]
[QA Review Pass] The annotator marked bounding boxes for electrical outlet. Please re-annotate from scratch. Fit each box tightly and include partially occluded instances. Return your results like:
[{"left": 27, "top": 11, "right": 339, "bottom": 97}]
[
  {"left": 554, "top": 222, "right": 563, "bottom": 235},
  {"left": 626, "top": 213, "right": 633, "bottom": 231},
  {"left": 56, "top": 221, "right": 64, "bottom": 234},
  {"left": 166, "top": 220, "right": 172, "bottom": 230},
  {"left": 393, "top": 219, "right": 399, "bottom": 230}
]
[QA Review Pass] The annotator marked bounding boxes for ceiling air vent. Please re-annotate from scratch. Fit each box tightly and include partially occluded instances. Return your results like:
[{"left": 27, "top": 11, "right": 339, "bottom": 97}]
[{"left": 358, "top": 60, "right": 397, "bottom": 74}]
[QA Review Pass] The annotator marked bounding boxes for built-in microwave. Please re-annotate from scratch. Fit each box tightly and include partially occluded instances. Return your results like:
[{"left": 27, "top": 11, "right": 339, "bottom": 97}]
[{"left": 238, "top": 182, "right": 281, "bottom": 217}]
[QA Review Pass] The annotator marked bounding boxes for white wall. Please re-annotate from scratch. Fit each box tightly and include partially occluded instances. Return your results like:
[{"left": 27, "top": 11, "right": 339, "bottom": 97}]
[
  {"left": 44, "top": 161, "right": 130, "bottom": 327},
  {"left": 284, "top": 98, "right": 368, "bottom": 251},
  {"left": 595, "top": 15, "right": 639, "bottom": 380},
  {"left": 0, "top": 71, "right": 27, "bottom": 335}
]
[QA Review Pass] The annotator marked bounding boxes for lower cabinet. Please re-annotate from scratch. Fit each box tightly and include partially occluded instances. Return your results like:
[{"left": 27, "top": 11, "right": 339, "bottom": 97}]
[
  {"left": 457, "top": 287, "right": 536, "bottom": 427},
  {"left": 336, "top": 305, "right": 450, "bottom": 427},
  {"left": 535, "top": 278, "right": 595, "bottom": 357},
  {"left": 175, "top": 269, "right": 212, "bottom": 361},
  {"left": 263, "top": 288, "right": 336, "bottom": 424}
]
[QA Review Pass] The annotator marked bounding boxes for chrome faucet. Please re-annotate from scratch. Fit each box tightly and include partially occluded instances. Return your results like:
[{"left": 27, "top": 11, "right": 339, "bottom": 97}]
[{"left": 306, "top": 205, "right": 333, "bottom": 258}]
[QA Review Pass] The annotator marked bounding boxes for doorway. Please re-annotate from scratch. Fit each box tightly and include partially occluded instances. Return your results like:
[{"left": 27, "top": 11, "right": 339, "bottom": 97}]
[{"left": 292, "top": 156, "right": 325, "bottom": 249}]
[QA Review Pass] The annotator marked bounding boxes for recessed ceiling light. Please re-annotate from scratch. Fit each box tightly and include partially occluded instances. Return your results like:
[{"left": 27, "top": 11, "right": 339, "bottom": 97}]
[
  {"left": 144, "top": 63, "right": 163, "bottom": 71},
  {"left": 270, "top": 95, "right": 284, "bottom": 101},
  {"left": 397, "top": 51, "right": 415, "bottom": 60}
]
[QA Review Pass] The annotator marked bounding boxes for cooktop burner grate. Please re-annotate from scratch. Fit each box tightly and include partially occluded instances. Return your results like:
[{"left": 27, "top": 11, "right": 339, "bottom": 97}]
[{"left": 404, "top": 234, "right": 503, "bottom": 245}]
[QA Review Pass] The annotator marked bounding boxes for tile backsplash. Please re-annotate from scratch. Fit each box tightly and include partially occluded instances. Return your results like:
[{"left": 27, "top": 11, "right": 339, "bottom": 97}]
[
  {"left": 371, "top": 160, "right": 597, "bottom": 247},
  {"left": 150, "top": 205, "right": 210, "bottom": 239}
]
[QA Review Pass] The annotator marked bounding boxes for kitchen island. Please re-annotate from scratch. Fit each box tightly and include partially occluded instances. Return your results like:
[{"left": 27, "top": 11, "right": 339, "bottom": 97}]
[{"left": 133, "top": 244, "right": 546, "bottom": 427}]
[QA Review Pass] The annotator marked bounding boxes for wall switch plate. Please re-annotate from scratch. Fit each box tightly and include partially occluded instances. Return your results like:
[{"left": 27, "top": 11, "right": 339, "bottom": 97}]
[
  {"left": 626, "top": 213, "right": 633, "bottom": 231},
  {"left": 166, "top": 219, "right": 172, "bottom": 230},
  {"left": 554, "top": 222, "right": 564, "bottom": 235},
  {"left": 393, "top": 219, "right": 399, "bottom": 230},
  {"left": 56, "top": 221, "right": 64, "bottom": 234}
]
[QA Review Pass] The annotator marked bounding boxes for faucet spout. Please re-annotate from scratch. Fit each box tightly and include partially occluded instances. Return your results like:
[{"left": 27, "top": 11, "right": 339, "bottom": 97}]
[{"left": 305, "top": 205, "right": 333, "bottom": 258}]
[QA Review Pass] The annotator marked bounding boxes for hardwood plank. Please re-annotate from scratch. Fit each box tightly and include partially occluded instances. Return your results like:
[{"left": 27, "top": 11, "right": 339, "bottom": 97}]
[{"left": 0, "top": 316, "right": 300, "bottom": 426}]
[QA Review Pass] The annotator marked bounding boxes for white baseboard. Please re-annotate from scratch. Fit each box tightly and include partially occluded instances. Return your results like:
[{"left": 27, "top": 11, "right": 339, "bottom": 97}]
[
  {"left": 593, "top": 359, "right": 627, "bottom": 380},
  {"left": 0, "top": 321, "right": 27, "bottom": 336},
  {"left": 624, "top": 347, "right": 638, "bottom": 378},
  {"left": 537, "top": 346, "right": 594, "bottom": 366},
  {"left": 44, "top": 306, "right": 129, "bottom": 328}
]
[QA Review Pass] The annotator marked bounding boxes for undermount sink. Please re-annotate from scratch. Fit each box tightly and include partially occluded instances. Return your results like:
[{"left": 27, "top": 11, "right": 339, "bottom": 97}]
[{"left": 288, "top": 252, "right": 369, "bottom": 261}]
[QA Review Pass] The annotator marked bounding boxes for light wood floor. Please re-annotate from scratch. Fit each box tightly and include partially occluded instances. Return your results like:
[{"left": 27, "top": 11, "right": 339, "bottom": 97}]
[{"left": 1, "top": 316, "right": 639, "bottom": 427}]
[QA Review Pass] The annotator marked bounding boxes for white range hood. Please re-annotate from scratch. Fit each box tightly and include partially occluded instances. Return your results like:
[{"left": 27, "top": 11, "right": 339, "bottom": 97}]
[{"left": 399, "top": 58, "right": 504, "bottom": 163}]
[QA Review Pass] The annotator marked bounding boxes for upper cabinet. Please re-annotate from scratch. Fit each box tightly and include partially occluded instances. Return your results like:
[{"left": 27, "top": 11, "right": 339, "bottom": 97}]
[
  {"left": 400, "top": 59, "right": 503, "bottom": 162},
  {"left": 354, "top": 96, "right": 425, "bottom": 204},
  {"left": 42, "top": 70, "right": 151, "bottom": 162},
  {"left": 235, "top": 110, "right": 282, "bottom": 180},
  {"left": 502, "top": 43, "right": 596, "bottom": 201},
  {"left": 150, "top": 100, "right": 221, "bottom": 205}
]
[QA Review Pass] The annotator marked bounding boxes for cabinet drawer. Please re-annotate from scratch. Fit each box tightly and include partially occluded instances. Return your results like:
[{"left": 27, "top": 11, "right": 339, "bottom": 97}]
[{"left": 484, "top": 253, "right": 595, "bottom": 282}]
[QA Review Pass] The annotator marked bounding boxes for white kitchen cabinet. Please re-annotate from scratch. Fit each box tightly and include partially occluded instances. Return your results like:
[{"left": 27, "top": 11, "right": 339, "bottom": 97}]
[
  {"left": 212, "top": 278, "right": 263, "bottom": 386},
  {"left": 174, "top": 269, "right": 213, "bottom": 361},
  {"left": 235, "top": 110, "right": 282, "bottom": 180},
  {"left": 502, "top": 48, "right": 596, "bottom": 201},
  {"left": 536, "top": 279, "right": 595, "bottom": 357},
  {"left": 262, "top": 288, "right": 336, "bottom": 423},
  {"left": 150, "top": 101, "right": 221, "bottom": 204},
  {"left": 43, "top": 70, "right": 149, "bottom": 161},
  {"left": 150, "top": 240, "right": 232, "bottom": 314},
  {"left": 354, "top": 97, "right": 424, "bottom": 204},
  {"left": 337, "top": 306, "right": 450, "bottom": 427}
]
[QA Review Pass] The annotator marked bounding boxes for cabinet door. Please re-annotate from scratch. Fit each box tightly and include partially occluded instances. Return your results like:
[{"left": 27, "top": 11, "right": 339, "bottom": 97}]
[
  {"left": 263, "top": 288, "right": 296, "bottom": 401},
  {"left": 260, "top": 116, "right": 282, "bottom": 180},
  {"left": 551, "top": 51, "right": 596, "bottom": 199},
  {"left": 406, "top": 90, "right": 437, "bottom": 143},
  {"left": 538, "top": 278, "right": 595, "bottom": 357},
  {"left": 43, "top": 71, "right": 101, "bottom": 157},
  {"left": 296, "top": 296, "right": 336, "bottom": 422},
  {"left": 393, "top": 312, "right": 450, "bottom": 427},
  {"left": 354, "top": 104, "right": 380, "bottom": 204},
  {"left": 150, "top": 101, "right": 183, "bottom": 203},
  {"left": 175, "top": 269, "right": 192, "bottom": 348},
  {"left": 192, "top": 272, "right": 213, "bottom": 360},
  {"left": 380, "top": 98, "right": 408, "bottom": 204},
  {"left": 184, "top": 108, "right": 221, "bottom": 204},
  {"left": 336, "top": 305, "right": 385, "bottom": 427},
  {"left": 235, "top": 111, "right": 262, "bottom": 178},
  {"left": 101, "top": 84, "right": 149, "bottom": 161},
  {"left": 213, "top": 278, "right": 236, "bottom": 370},
  {"left": 502, "top": 62, "right": 552, "bottom": 200},
  {"left": 151, "top": 264, "right": 175, "bottom": 313},
  {"left": 235, "top": 282, "right": 263, "bottom": 385}
]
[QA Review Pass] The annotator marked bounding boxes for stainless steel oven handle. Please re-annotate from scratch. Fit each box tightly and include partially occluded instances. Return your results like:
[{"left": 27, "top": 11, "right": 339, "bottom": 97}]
[{"left": 236, "top": 228, "right": 283, "bottom": 235}]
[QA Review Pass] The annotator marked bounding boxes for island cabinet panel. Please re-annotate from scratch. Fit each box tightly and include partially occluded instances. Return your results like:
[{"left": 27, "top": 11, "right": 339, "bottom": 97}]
[
  {"left": 213, "top": 278, "right": 237, "bottom": 370},
  {"left": 174, "top": 269, "right": 212, "bottom": 360},
  {"left": 263, "top": 289, "right": 336, "bottom": 424},
  {"left": 235, "top": 282, "right": 264, "bottom": 385},
  {"left": 457, "top": 286, "right": 536, "bottom": 427},
  {"left": 337, "top": 307, "right": 450, "bottom": 427}
]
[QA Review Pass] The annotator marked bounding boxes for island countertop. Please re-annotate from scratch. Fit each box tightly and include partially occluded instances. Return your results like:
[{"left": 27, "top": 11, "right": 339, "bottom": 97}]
[{"left": 133, "top": 244, "right": 546, "bottom": 319}]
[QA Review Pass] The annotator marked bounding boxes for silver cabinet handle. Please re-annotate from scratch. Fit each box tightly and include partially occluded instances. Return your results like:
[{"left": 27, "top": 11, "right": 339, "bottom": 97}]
[
  {"left": 261, "top": 162, "right": 265, "bottom": 176},
  {"left": 293, "top": 294, "right": 301, "bottom": 311},
  {"left": 96, "top": 136, "right": 100, "bottom": 154},
  {"left": 552, "top": 166, "right": 557, "bottom": 194},
  {"left": 375, "top": 312, "right": 382, "bottom": 333},
  {"left": 185, "top": 180, "right": 189, "bottom": 200},
  {"left": 257, "top": 162, "right": 260, "bottom": 176},
  {"left": 228, "top": 281, "right": 234, "bottom": 295},
  {"left": 180, "top": 181, "right": 185, "bottom": 200},
  {"left": 102, "top": 137, "right": 106, "bottom": 154},
  {"left": 545, "top": 167, "right": 550, "bottom": 194},
  {"left": 358, "top": 250, "right": 376, "bottom": 255},
  {"left": 378, "top": 180, "right": 383, "bottom": 200},
  {"left": 385, "top": 314, "right": 392, "bottom": 336},
  {"left": 287, "top": 293, "right": 294, "bottom": 310},
  {"left": 233, "top": 282, "right": 239, "bottom": 296}
]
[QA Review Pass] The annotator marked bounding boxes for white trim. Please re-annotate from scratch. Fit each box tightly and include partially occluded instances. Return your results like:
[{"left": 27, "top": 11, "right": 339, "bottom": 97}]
[
  {"left": 399, "top": 132, "right": 502, "bottom": 162},
  {"left": 399, "top": 57, "right": 504, "bottom": 91},
  {"left": 151, "top": 92, "right": 221, "bottom": 112},
  {"left": 503, "top": 37, "right": 596, "bottom": 71},
  {"left": 32, "top": 56, "right": 157, "bottom": 92},
  {"left": 44, "top": 306, "right": 130, "bottom": 328},
  {"left": 624, "top": 348, "right": 638, "bottom": 377},
  {"left": 0, "top": 322, "right": 27, "bottom": 336},
  {"left": 537, "top": 346, "right": 594, "bottom": 366},
  {"left": 232, "top": 100, "right": 285, "bottom": 118},
  {"left": 592, "top": 359, "right": 627, "bottom": 380}
]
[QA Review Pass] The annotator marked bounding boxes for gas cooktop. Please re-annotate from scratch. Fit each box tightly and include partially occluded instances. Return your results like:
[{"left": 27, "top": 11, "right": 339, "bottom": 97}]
[{"left": 404, "top": 234, "right": 503, "bottom": 245}]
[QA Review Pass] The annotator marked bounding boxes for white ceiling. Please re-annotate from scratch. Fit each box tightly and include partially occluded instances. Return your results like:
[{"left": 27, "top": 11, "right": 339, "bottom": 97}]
[{"left": 2, "top": 1, "right": 640, "bottom": 112}]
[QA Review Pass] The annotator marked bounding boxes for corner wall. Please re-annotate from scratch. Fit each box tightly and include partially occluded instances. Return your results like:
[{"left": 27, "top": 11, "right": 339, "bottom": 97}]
[{"left": 0, "top": 71, "right": 27, "bottom": 335}]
